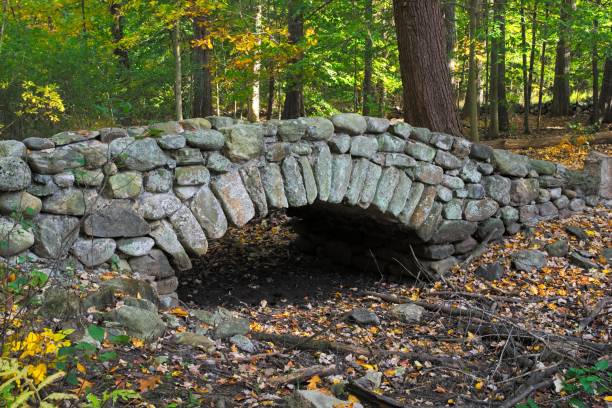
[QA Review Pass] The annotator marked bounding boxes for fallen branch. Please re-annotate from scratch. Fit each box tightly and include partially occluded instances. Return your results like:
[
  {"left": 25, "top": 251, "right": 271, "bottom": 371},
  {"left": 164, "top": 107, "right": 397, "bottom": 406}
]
[
  {"left": 482, "top": 131, "right": 612, "bottom": 149},
  {"left": 578, "top": 297, "right": 610, "bottom": 332},
  {"left": 269, "top": 365, "right": 338, "bottom": 386},
  {"left": 499, "top": 378, "right": 554, "bottom": 408},
  {"left": 346, "top": 381, "right": 407, "bottom": 408}
]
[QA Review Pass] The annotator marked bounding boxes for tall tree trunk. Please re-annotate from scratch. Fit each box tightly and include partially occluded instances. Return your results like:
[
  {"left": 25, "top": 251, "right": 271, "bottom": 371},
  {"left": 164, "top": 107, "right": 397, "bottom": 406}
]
[
  {"left": 550, "top": 0, "right": 575, "bottom": 116},
  {"left": 362, "top": 0, "right": 374, "bottom": 115},
  {"left": 0, "top": 0, "right": 8, "bottom": 54},
  {"left": 598, "top": 56, "right": 612, "bottom": 123},
  {"left": 520, "top": 0, "right": 529, "bottom": 133},
  {"left": 537, "top": 3, "right": 550, "bottom": 130},
  {"left": 466, "top": 0, "right": 481, "bottom": 141},
  {"left": 81, "top": 0, "right": 87, "bottom": 33},
  {"left": 497, "top": 0, "right": 509, "bottom": 132},
  {"left": 173, "top": 20, "right": 183, "bottom": 121},
  {"left": 443, "top": 0, "right": 456, "bottom": 65},
  {"left": 266, "top": 66, "right": 275, "bottom": 120},
  {"left": 248, "top": 3, "right": 262, "bottom": 122},
  {"left": 377, "top": 79, "right": 386, "bottom": 117},
  {"left": 488, "top": 0, "right": 501, "bottom": 138},
  {"left": 392, "top": 0, "right": 462, "bottom": 136},
  {"left": 590, "top": 1, "right": 600, "bottom": 124},
  {"left": 525, "top": 2, "right": 537, "bottom": 133},
  {"left": 110, "top": 1, "right": 129, "bottom": 69},
  {"left": 281, "top": 0, "right": 304, "bottom": 119},
  {"left": 192, "top": 15, "right": 213, "bottom": 117}
]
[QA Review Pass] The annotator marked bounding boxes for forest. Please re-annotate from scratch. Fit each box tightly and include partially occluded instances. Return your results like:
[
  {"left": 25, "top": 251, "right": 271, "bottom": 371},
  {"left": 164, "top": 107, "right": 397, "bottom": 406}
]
[{"left": 0, "top": 0, "right": 610, "bottom": 140}]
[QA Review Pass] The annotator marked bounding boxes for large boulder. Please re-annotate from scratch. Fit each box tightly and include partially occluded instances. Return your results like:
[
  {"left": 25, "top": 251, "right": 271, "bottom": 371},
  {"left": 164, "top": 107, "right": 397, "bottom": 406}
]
[
  {"left": 110, "top": 138, "right": 169, "bottom": 171},
  {"left": 491, "top": 149, "right": 530, "bottom": 177},
  {"left": 0, "top": 158, "right": 31, "bottom": 191},
  {"left": 303, "top": 117, "right": 335, "bottom": 141},
  {"left": 464, "top": 198, "right": 499, "bottom": 222},
  {"left": 0, "top": 192, "right": 42, "bottom": 218},
  {"left": 0, "top": 217, "right": 35, "bottom": 256},
  {"left": 83, "top": 201, "right": 151, "bottom": 237},
  {"left": 71, "top": 238, "right": 116, "bottom": 267},
  {"left": 129, "top": 249, "right": 175, "bottom": 279},
  {"left": 330, "top": 113, "right": 367, "bottom": 135},
  {"left": 32, "top": 214, "right": 80, "bottom": 258},
  {"left": 512, "top": 249, "right": 547, "bottom": 271},
  {"left": 113, "top": 306, "right": 166, "bottom": 341},
  {"left": 510, "top": 178, "right": 539, "bottom": 206},
  {"left": 0, "top": 140, "right": 26, "bottom": 158},
  {"left": 223, "top": 124, "right": 264, "bottom": 161},
  {"left": 190, "top": 186, "right": 228, "bottom": 239},
  {"left": 484, "top": 175, "right": 511, "bottom": 206}
]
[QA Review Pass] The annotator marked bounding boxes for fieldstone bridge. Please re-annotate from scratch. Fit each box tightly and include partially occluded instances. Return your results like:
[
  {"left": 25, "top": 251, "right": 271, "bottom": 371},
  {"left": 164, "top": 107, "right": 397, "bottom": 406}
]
[{"left": 0, "top": 114, "right": 610, "bottom": 308}]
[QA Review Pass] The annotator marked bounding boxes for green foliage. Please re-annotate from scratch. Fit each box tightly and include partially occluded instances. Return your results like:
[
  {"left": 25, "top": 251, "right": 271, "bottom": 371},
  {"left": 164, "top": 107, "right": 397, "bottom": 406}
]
[
  {"left": 83, "top": 389, "right": 141, "bottom": 408},
  {"left": 563, "top": 360, "right": 611, "bottom": 408}
]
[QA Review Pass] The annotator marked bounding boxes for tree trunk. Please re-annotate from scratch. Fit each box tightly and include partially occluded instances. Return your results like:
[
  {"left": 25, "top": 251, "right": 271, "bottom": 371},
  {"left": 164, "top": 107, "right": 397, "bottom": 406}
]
[
  {"left": 497, "top": 0, "right": 509, "bottom": 132},
  {"left": 173, "top": 20, "right": 183, "bottom": 121},
  {"left": 392, "top": 0, "right": 462, "bottom": 136},
  {"left": 536, "top": 3, "right": 550, "bottom": 130},
  {"left": 443, "top": 0, "right": 456, "bottom": 65},
  {"left": 488, "top": 0, "right": 501, "bottom": 138},
  {"left": 281, "top": 0, "right": 304, "bottom": 119},
  {"left": 192, "top": 16, "right": 213, "bottom": 117},
  {"left": 266, "top": 65, "right": 275, "bottom": 120},
  {"left": 550, "top": 0, "right": 575, "bottom": 116},
  {"left": 525, "top": 2, "right": 537, "bottom": 133},
  {"left": 465, "top": 0, "right": 481, "bottom": 140},
  {"left": 362, "top": 0, "right": 374, "bottom": 116},
  {"left": 590, "top": 1, "right": 599, "bottom": 124},
  {"left": 110, "top": 1, "right": 129, "bottom": 69},
  {"left": 599, "top": 57, "right": 612, "bottom": 123},
  {"left": 81, "top": 0, "right": 87, "bottom": 33},
  {"left": 248, "top": 3, "right": 262, "bottom": 122}
]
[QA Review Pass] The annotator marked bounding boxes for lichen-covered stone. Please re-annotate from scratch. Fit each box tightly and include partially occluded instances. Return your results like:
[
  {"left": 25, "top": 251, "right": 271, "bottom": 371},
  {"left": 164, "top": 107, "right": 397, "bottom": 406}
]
[
  {"left": 385, "top": 153, "right": 416, "bottom": 168},
  {"left": 168, "top": 205, "right": 208, "bottom": 255},
  {"left": 414, "top": 163, "right": 443, "bottom": 185},
  {"left": 23, "top": 137, "right": 54, "bottom": 151},
  {"left": 460, "top": 160, "right": 482, "bottom": 183},
  {"left": 312, "top": 144, "right": 332, "bottom": 202},
  {"left": 406, "top": 185, "right": 437, "bottom": 229},
  {"left": 149, "top": 220, "right": 192, "bottom": 271},
  {"left": 345, "top": 158, "right": 370, "bottom": 206},
  {"left": 358, "top": 161, "right": 382, "bottom": 208},
  {"left": 117, "top": 237, "right": 155, "bottom": 257},
  {"left": 239, "top": 165, "right": 269, "bottom": 216},
  {"left": 484, "top": 175, "right": 511, "bottom": 205},
  {"left": 72, "top": 238, "right": 116, "bottom": 267},
  {"left": 170, "top": 147, "right": 204, "bottom": 165},
  {"left": 430, "top": 133, "right": 454, "bottom": 150},
  {"left": 388, "top": 171, "right": 412, "bottom": 216},
  {"left": 405, "top": 141, "right": 436, "bottom": 162},
  {"left": 0, "top": 158, "right": 31, "bottom": 191},
  {"left": 371, "top": 167, "right": 400, "bottom": 212},
  {"left": 510, "top": 178, "right": 539, "bottom": 206},
  {"left": 281, "top": 157, "right": 307, "bottom": 207},
  {"left": 464, "top": 198, "right": 499, "bottom": 222},
  {"left": 180, "top": 117, "right": 212, "bottom": 131},
  {"left": 206, "top": 152, "right": 232, "bottom": 173},
  {"left": 303, "top": 117, "right": 335, "bottom": 141},
  {"left": 0, "top": 217, "right": 35, "bottom": 256},
  {"left": 377, "top": 133, "right": 405, "bottom": 152},
  {"left": 277, "top": 118, "right": 309, "bottom": 142},
  {"left": 491, "top": 149, "right": 530, "bottom": 177},
  {"left": 329, "top": 154, "right": 352, "bottom": 203},
  {"left": 185, "top": 129, "right": 225, "bottom": 150},
  {"left": 211, "top": 171, "right": 255, "bottom": 227},
  {"left": 0, "top": 140, "right": 26, "bottom": 158},
  {"left": 145, "top": 168, "right": 173, "bottom": 193},
  {"left": 398, "top": 182, "right": 424, "bottom": 224},
  {"left": 43, "top": 188, "right": 93, "bottom": 216},
  {"left": 110, "top": 138, "right": 169, "bottom": 171},
  {"left": 391, "top": 122, "right": 414, "bottom": 139},
  {"left": 108, "top": 171, "right": 142, "bottom": 198},
  {"left": 299, "top": 157, "right": 318, "bottom": 205},
  {"left": 329, "top": 133, "right": 351, "bottom": 153},
  {"left": 350, "top": 136, "right": 378, "bottom": 158},
  {"left": 138, "top": 193, "right": 182, "bottom": 220},
  {"left": 83, "top": 201, "right": 150, "bottom": 237},
  {"left": 330, "top": 113, "right": 367, "bottom": 135},
  {"left": 0, "top": 192, "right": 41, "bottom": 218},
  {"left": 206, "top": 116, "right": 234, "bottom": 130},
  {"left": 434, "top": 150, "right": 462, "bottom": 169},
  {"left": 364, "top": 116, "right": 390, "bottom": 133},
  {"left": 223, "top": 124, "right": 264, "bottom": 161},
  {"left": 174, "top": 165, "right": 210, "bottom": 186},
  {"left": 443, "top": 199, "right": 463, "bottom": 220},
  {"left": 32, "top": 214, "right": 80, "bottom": 258},
  {"left": 157, "top": 134, "right": 186, "bottom": 150},
  {"left": 430, "top": 220, "right": 477, "bottom": 244}
]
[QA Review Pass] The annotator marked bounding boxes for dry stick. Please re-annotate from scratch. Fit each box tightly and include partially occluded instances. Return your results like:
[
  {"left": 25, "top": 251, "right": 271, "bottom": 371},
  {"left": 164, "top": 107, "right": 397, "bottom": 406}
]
[
  {"left": 499, "top": 378, "right": 554, "bottom": 408},
  {"left": 346, "top": 381, "right": 408, "bottom": 408},
  {"left": 578, "top": 297, "right": 611, "bottom": 332},
  {"left": 269, "top": 365, "right": 339, "bottom": 386}
]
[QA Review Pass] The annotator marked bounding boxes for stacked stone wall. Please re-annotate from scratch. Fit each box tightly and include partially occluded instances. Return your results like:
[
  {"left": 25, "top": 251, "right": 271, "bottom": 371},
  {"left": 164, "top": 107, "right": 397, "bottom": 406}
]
[{"left": 0, "top": 113, "right": 609, "bottom": 307}]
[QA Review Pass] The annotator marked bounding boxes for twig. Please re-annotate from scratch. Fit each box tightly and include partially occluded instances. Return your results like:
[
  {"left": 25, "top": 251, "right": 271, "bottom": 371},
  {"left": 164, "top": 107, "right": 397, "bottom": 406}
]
[
  {"left": 269, "top": 365, "right": 338, "bottom": 386},
  {"left": 346, "top": 381, "right": 407, "bottom": 408},
  {"left": 499, "top": 378, "right": 554, "bottom": 408},
  {"left": 578, "top": 297, "right": 610, "bottom": 332}
]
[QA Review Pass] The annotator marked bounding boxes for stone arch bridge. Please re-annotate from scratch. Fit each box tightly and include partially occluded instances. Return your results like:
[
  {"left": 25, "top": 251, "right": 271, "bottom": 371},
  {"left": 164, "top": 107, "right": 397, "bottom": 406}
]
[{"left": 0, "top": 114, "right": 610, "bottom": 307}]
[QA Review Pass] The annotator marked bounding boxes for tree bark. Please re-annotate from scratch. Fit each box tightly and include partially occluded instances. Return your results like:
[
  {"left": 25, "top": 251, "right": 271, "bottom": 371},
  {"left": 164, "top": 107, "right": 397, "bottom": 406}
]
[
  {"left": 550, "top": 0, "right": 575, "bottom": 116},
  {"left": 192, "top": 15, "right": 213, "bottom": 117},
  {"left": 0, "top": 0, "right": 8, "bottom": 54},
  {"left": 392, "top": 0, "right": 462, "bottom": 137},
  {"left": 466, "top": 0, "right": 481, "bottom": 140},
  {"left": 362, "top": 0, "right": 374, "bottom": 116},
  {"left": 81, "top": 0, "right": 87, "bottom": 33},
  {"left": 488, "top": 0, "right": 501, "bottom": 138},
  {"left": 497, "top": 0, "right": 509, "bottom": 132},
  {"left": 598, "top": 56, "right": 612, "bottom": 123},
  {"left": 110, "top": 1, "right": 129, "bottom": 69},
  {"left": 536, "top": 3, "right": 550, "bottom": 130},
  {"left": 443, "top": 0, "right": 456, "bottom": 65},
  {"left": 281, "top": 0, "right": 304, "bottom": 119},
  {"left": 590, "top": 1, "right": 600, "bottom": 124},
  {"left": 266, "top": 65, "right": 275, "bottom": 120},
  {"left": 525, "top": 2, "right": 537, "bottom": 133},
  {"left": 173, "top": 20, "right": 183, "bottom": 121},
  {"left": 248, "top": 3, "right": 262, "bottom": 122}
]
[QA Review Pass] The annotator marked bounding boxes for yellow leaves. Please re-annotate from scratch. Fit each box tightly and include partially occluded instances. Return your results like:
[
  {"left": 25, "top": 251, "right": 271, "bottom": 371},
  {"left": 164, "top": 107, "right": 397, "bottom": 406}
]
[
  {"left": 307, "top": 375, "right": 321, "bottom": 390},
  {"left": 76, "top": 363, "right": 86, "bottom": 374},
  {"left": 584, "top": 229, "right": 597, "bottom": 237},
  {"left": 16, "top": 81, "right": 65, "bottom": 123},
  {"left": 131, "top": 338, "right": 145, "bottom": 348},
  {"left": 604, "top": 395, "right": 612, "bottom": 402},
  {"left": 529, "top": 285, "right": 539, "bottom": 296},
  {"left": 138, "top": 375, "right": 161, "bottom": 392},
  {"left": 169, "top": 307, "right": 189, "bottom": 317},
  {"left": 26, "top": 363, "right": 47, "bottom": 384},
  {"left": 475, "top": 380, "right": 484, "bottom": 390}
]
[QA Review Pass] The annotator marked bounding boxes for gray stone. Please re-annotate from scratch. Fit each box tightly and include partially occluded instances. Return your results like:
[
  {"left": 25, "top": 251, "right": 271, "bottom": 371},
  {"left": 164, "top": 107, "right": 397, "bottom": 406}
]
[
  {"left": 583, "top": 151, "right": 611, "bottom": 199},
  {"left": 345, "top": 158, "right": 369, "bottom": 205},
  {"left": 451, "top": 138, "right": 472, "bottom": 158},
  {"left": 330, "top": 113, "right": 367, "bottom": 135},
  {"left": 477, "top": 162, "right": 494, "bottom": 175},
  {"left": 175, "top": 332, "right": 215, "bottom": 351},
  {"left": 0, "top": 191, "right": 41, "bottom": 218},
  {"left": 538, "top": 201, "right": 559, "bottom": 218},
  {"left": 510, "top": 178, "right": 540, "bottom": 206},
  {"left": 437, "top": 185, "right": 453, "bottom": 202},
  {"left": 108, "top": 171, "right": 142, "bottom": 198},
  {"left": 313, "top": 144, "right": 332, "bottom": 201},
  {"left": 193, "top": 307, "right": 250, "bottom": 339},
  {"left": 435, "top": 150, "right": 462, "bottom": 170},
  {"left": 180, "top": 118, "right": 212, "bottom": 131},
  {"left": 491, "top": 149, "right": 530, "bottom": 177},
  {"left": 350, "top": 308, "right": 380, "bottom": 325},
  {"left": 512, "top": 249, "right": 547, "bottom": 271},
  {"left": 282, "top": 156, "right": 308, "bottom": 207},
  {"left": 329, "top": 133, "right": 351, "bottom": 153},
  {"left": 329, "top": 154, "right": 352, "bottom": 203},
  {"left": 385, "top": 153, "right": 416, "bottom": 168},
  {"left": 26, "top": 146, "right": 80, "bottom": 174},
  {"left": 0, "top": 140, "right": 26, "bottom": 158},
  {"left": 569, "top": 198, "right": 585, "bottom": 211},
  {"left": 538, "top": 188, "right": 551, "bottom": 203},
  {"left": 390, "top": 303, "right": 425, "bottom": 323},
  {"left": 206, "top": 116, "right": 234, "bottom": 130},
  {"left": 289, "top": 390, "right": 363, "bottom": 408},
  {"left": 410, "top": 127, "right": 431, "bottom": 143},
  {"left": 519, "top": 204, "right": 539, "bottom": 223},
  {"left": 454, "top": 237, "right": 478, "bottom": 254},
  {"left": 149, "top": 220, "right": 192, "bottom": 270},
  {"left": 145, "top": 168, "right": 173, "bottom": 193},
  {"left": 455, "top": 188, "right": 468, "bottom": 198},
  {"left": 417, "top": 243, "right": 455, "bottom": 260},
  {"left": 50, "top": 130, "right": 98, "bottom": 146},
  {"left": 73, "top": 169, "right": 104, "bottom": 187},
  {"left": 475, "top": 262, "right": 504, "bottom": 281},
  {"left": 554, "top": 195, "right": 570, "bottom": 209},
  {"left": 168, "top": 205, "right": 208, "bottom": 256},
  {"left": 277, "top": 118, "right": 308, "bottom": 142},
  {"left": 114, "top": 306, "right": 166, "bottom": 341},
  {"left": 117, "top": 237, "right": 155, "bottom": 257},
  {"left": 372, "top": 167, "right": 400, "bottom": 212},
  {"left": 261, "top": 163, "right": 288, "bottom": 208},
  {"left": 364, "top": 116, "right": 390, "bottom": 133},
  {"left": 174, "top": 165, "right": 210, "bottom": 186},
  {"left": 350, "top": 135, "right": 378, "bottom": 158},
  {"left": 431, "top": 220, "right": 477, "bottom": 243},
  {"left": 569, "top": 252, "right": 598, "bottom": 270},
  {"left": 538, "top": 175, "right": 565, "bottom": 188},
  {"left": 223, "top": 124, "right": 264, "bottom": 161},
  {"left": 0, "top": 217, "right": 35, "bottom": 256},
  {"left": 230, "top": 334, "right": 256, "bottom": 353},
  {"left": 23, "top": 137, "right": 54, "bottom": 150},
  {"left": 72, "top": 238, "right": 116, "bottom": 267},
  {"left": 0, "top": 158, "right": 31, "bottom": 191},
  {"left": 377, "top": 133, "right": 405, "bottom": 152},
  {"left": 443, "top": 199, "right": 463, "bottom": 220},
  {"left": 84, "top": 202, "right": 150, "bottom": 237},
  {"left": 565, "top": 225, "right": 589, "bottom": 241},
  {"left": 415, "top": 202, "right": 443, "bottom": 242},
  {"left": 464, "top": 199, "right": 499, "bottom": 222},
  {"left": 42, "top": 188, "right": 92, "bottom": 216},
  {"left": 170, "top": 147, "right": 203, "bottom": 165},
  {"left": 545, "top": 238, "right": 569, "bottom": 257},
  {"left": 484, "top": 175, "right": 511, "bottom": 205},
  {"left": 529, "top": 159, "right": 556, "bottom": 175},
  {"left": 138, "top": 192, "right": 182, "bottom": 220},
  {"left": 549, "top": 187, "right": 562, "bottom": 199},
  {"left": 299, "top": 156, "right": 318, "bottom": 204},
  {"left": 500, "top": 206, "right": 519, "bottom": 224},
  {"left": 460, "top": 160, "right": 482, "bottom": 183},
  {"left": 185, "top": 129, "right": 225, "bottom": 150},
  {"left": 476, "top": 218, "right": 505, "bottom": 241},
  {"left": 585, "top": 195, "right": 599, "bottom": 206},
  {"left": 398, "top": 182, "right": 424, "bottom": 224},
  {"left": 430, "top": 133, "right": 454, "bottom": 150},
  {"left": 467, "top": 183, "right": 485, "bottom": 199},
  {"left": 303, "top": 117, "right": 335, "bottom": 141},
  {"left": 358, "top": 162, "right": 383, "bottom": 208},
  {"left": 290, "top": 140, "right": 312, "bottom": 156},
  {"left": 414, "top": 163, "right": 443, "bottom": 185},
  {"left": 391, "top": 122, "right": 413, "bottom": 139},
  {"left": 211, "top": 171, "right": 255, "bottom": 227},
  {"left": 442, "top": 175, "right": 465, "bottom": 190},
  {"left": 405, "top": 141, "right": 436, "bottom": 162},
  {"left": 240, "top": 165, "right": 269, "bottom": 216},
  {"left": 149, "top": 121, "right": 182, "bottom": 135},
  {"left": 388, "top": 171, "right": 412, "bottom": 216},
  {"left": 32, "top": 214, "right": 79, "bottom": 258},
  {"left": 110, "top": 138, "right": 169, "bottom": 171},
  {"left": 157, "top": 134, "right": 185, "bottom": 150},
  {"left": 206, "top": 152, "right": 232, "bottom": 173},
  {"left": 470, "top": 143, "right": 493, "bottom": 161},
  {"left": 129, "top": 249, "right": 175, "bottom": 279},
  {"left": 406, "top": 185, "right": 437, "bottom": 229},
  {"left": 99, "top": 127, "right": 129, "bottom": 143}
]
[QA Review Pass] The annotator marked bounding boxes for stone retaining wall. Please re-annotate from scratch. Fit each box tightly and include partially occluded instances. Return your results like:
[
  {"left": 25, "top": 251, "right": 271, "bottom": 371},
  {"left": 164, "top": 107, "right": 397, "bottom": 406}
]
[{"left": 0, "top": 114, "right": 610, "bottom": 307}]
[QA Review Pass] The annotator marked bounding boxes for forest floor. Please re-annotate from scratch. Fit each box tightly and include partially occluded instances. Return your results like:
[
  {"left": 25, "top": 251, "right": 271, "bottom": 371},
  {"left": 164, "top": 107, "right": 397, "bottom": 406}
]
[{"left": 64, "top": 116, "right": 611, "bottom": 408}]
